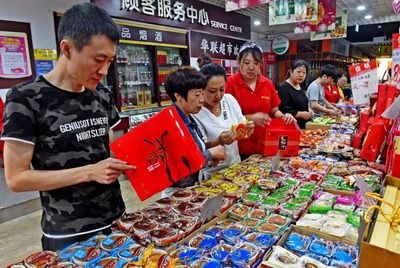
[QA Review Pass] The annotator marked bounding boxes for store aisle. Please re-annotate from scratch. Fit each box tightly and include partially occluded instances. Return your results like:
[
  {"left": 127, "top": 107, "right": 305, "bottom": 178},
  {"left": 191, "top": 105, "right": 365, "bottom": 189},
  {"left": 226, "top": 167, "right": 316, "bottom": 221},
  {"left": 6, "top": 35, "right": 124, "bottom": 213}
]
[{"left": 0, "top": 179, "right": 160, "bottom": 265}]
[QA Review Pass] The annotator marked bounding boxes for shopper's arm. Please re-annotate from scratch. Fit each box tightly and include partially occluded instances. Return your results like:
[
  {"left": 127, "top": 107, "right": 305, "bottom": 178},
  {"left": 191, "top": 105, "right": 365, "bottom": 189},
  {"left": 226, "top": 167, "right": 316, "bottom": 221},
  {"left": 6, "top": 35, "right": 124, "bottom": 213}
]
[
  {"left": 4, "top": 140, "right": 135, "bottom": 192},
  {"left": 310, "top": 100, "right": 336, "bottom": 115}
]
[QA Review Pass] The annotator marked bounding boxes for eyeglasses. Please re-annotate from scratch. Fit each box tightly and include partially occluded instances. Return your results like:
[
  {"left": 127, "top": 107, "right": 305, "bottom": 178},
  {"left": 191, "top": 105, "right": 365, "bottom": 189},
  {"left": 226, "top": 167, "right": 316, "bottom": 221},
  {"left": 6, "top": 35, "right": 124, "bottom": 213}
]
[{"left": 238, "top": 42, "right": 263, "bottom": 54}]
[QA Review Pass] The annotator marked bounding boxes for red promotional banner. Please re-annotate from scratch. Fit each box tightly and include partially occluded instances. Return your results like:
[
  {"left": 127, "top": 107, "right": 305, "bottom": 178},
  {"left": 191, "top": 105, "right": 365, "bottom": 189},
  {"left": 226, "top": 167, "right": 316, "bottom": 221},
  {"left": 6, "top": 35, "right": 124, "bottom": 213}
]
[
  {"left": 111, "top": 107, "right": 205, "bottom": 200},
  {"left": 349, "top": 61, "right": 378, "bottom": 105},
  {"left": 392, "top": 33, "right": 400, "bottom": 90}
]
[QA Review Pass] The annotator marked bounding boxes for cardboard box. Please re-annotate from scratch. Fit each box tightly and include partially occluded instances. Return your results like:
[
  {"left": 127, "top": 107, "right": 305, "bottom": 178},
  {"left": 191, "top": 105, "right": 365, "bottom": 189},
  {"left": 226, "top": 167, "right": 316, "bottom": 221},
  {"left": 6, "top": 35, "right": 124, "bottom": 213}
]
[
  {"left": 359, "top": 175, "right": 400, "bottom": 268},
  {"left": 305, "top": 122, "right": 331, "bottom": 131},
  {"left": 259, "top": 118, "right": 300, "bottom": 156}
]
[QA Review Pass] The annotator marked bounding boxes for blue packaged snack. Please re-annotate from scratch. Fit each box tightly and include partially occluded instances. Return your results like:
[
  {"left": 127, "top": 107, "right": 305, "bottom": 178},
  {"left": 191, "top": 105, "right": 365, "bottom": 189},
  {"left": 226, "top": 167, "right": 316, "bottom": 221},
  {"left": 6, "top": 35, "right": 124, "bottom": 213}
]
[
  {"left": 199, "top": 236, "right": 218, "bottom": 251},
  {"left": 222, "top": 226, "right": 246, "bottom": 245},
  {"left": 309, "top": 237, "right": 334, "bottom": 257},
  {"left": 72, "top": 247, "right": 108, "bottom": 267},
  {"left": 171, "top": 247, "right": 201, "bottom": 265},
  {"left": 100, "top": 232, "right": 132, "bottom": 256},
  {"left": 91, "top": 257, "right": 127, "bottom": 268},
  {"left": 85, "top": 234, "right": 107, "bottom": 248},
  {"left": 330, "top": 260, "right": 357, "bottom": 267},
  {"left": 204, "top": 225, "right": 224, "bottom": 237},
  {"left": 242, "top": 232, "right": 275, "bottom": 249},
  {"left": 333, "top": 245, "right": 358, "bottom": 264},
  {"left": 116, "top": 244, "right": 146, "bottom": 262},
  {"left": 285, "top": 232, "right": 311, "bottom": 254},
  {"left": 58, "top": 242, "right": 81, "bottom": 262},
  {"left": 211, "top": 244, "right": 232, "bottom": 263},
  {"left": 191, "top": 258, "right": 223, "bottom": 268},
  {"left": 230, "top": 242, "right": 259, "bottom": 266}
]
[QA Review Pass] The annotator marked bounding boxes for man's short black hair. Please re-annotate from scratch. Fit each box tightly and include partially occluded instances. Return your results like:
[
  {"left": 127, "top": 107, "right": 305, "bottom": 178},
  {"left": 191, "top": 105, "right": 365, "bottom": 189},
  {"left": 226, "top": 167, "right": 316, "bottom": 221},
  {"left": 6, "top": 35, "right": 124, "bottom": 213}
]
[
  {"left": 318, "top": 64, "right": 338, "bottom": 79},
  {"left": 165, "top": 67, "right": 207, "bottom": 102},
  {"left": 58, "top": 3, "right": 119, "bottom": 51},
  {"left": 200, "top": 63, "right": 227, "bottom": 83}
]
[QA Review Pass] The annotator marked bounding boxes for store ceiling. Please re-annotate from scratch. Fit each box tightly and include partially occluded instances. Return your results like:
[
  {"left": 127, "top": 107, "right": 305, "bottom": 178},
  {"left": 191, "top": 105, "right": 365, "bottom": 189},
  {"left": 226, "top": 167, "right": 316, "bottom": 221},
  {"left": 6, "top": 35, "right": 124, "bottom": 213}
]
[{"left": 201, "top": 0, "right": 400, "bottom": 39}]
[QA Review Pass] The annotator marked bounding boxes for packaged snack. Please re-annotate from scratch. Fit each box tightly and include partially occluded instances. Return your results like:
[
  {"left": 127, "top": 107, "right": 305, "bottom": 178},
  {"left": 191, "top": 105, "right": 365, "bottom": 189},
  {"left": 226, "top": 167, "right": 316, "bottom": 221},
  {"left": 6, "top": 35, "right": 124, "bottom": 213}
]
[
  {"left": 263, "top": 246, "right": 300, "bottom": 267},
  {"left": 222, "top": 225, "right": 247, "bottom": 244},
  {"left": 170, "top": 246, "right": 201, "bottom": 265},
  {"left": 267, "top": 214, "right": 290, "bottom": 227},
  {"left": 155, "top": 197, "right": 177, "bottom": 207},
  {"left": 285, "top": 232, "right": 312, "bottom": 254},
  {"left": 23, "top": 251, "right": 58, "bottom": 268},
  {"left": 304, "top": 253, "right": 330, "bottom": 266},
  {"left": 174, "top": 201, "right": 202, "bottom": 217},
  {"left": 149, "top": 227, "right": 179, "bottom": 247},
  {"left": 52, "top": 262, "right": 81, "bottom": 268},
  {"left": 257, "top": 223, "right": 281, "bottom": 235},
  {"left": 242, "top": 193, "right": 262, "bottom": 206},
  {"left": 100, "top": 232, "right": 133, "bottom": 255},
  {"left": 117, "top": 244, "right": 148, "bottom": 262},
  {"left": 210, "top": 244, "right": 232, "bottom": 263},
  {"left": 6, "top": 262, "right": 26, "bottom": 268},
  {"left": 204, "top": 225, "right": 224, "bottom": 237},
  {"left": 232, "top": 120, "right": 248, "bottom": 140},
  {"left": 333, "top": 203, "right": 355, "bottom": 214},
  {"left": 92, "top": 257, "right": 127, "bottom": 268},
  {"left": 290, "top": 197, "right": 309, "bottom": 209},
  {"left": 308, "top": 199, "right": 333, "bottom": 214},
  {"left": 116, "top": 212, "right": 144, "bottom": 232},
  {"left": 172, "top": 189, "right": 193, "bottom": 200},
  {"left": 228, "top": 204, "right": 250, "bottom": 220},
  {"left": 262, "top": 197, "right": 279, "bottom": 212},
  {"left": 248, "top": 208, "right": 267, "bottom": 221},
  {"left": 242, "top": 218, "right": 260, "bottom": 229},
  {"left": 258, "top": 179, "right": 279, "bottom": 190},
  {"left": 217, "top": 218, "right": 237, "bottom": 227},
  {"left": 326, "top": 210, "right": 348, "bottom": 222},
  {"left": 248, "top": 185, "right": 267, "bottom": 194},
  {"left": 59, "top": 243, "right": 82, "bottom": 262},
  {"left": 241, "top": 232, "right": 275, "bottom": 249},
  {"left": 230, "top": 242, "right": 260, "bottom": 266},
  {"left": 294, "top": 188, "right": 314, "bottom": 198},
  {"left": 279, "top": 202, "right": 303, "bottom": 220},
  {"left": 169, "top": 217, "right": 199, "bottom": 238},
  {"left": 72, "top": 247, "right": 106, "bottom": 267},
  {"left": 346, "top": 213, "right": 361, "bottom": 228},
  {"left": 85, "top": 234, "right": 107, "bottom": 248},
  {"left": 332, "top": 245, "right": 358, "bottom": 265},
  {"left": 145, "top": 249, "right": 176, "bottom": 268},
  {"left": 298, "top": 255, "right": 327, "bottom": 268},
  {"left": 321, "top": 221, "right": 350, "bottom": 237},
  {"left": 131, "top": 219, "right": 158, "bottom": 240},
  {"left": 296, "top": 214, "right": 325, "bottom": 230},
  {"left": 189, "top": 234, "right": 218, "bottom": 251},
  {"left": 309, "top": 238, "right": 334, "bottom": 257}
]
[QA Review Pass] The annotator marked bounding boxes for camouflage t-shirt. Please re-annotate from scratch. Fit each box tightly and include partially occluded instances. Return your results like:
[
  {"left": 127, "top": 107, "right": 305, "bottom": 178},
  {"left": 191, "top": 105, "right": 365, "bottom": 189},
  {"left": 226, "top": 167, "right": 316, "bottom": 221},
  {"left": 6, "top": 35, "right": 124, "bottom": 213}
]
[{"left": 2, "top": 76, "right": 125, "bottom": 236}]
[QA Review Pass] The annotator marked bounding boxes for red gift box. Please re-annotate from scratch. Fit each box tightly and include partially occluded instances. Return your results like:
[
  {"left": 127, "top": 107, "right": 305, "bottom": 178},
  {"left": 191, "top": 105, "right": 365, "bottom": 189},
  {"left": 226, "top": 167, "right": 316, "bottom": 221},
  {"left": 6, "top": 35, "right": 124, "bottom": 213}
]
[
  {"left": 360, "top": 119, "right": 389, "bottom": 162},
  {"left": 375, "top": 84, "right": 397, "bottom": 118},
  {"left": 386, "top": 118, "right": 400, "bottom": 177},
  {"left": 111, "top": 107, "right": 205, "bottom": 200},
  {"left": 258, "top": 118, "right": 300, "bottom": 156}
]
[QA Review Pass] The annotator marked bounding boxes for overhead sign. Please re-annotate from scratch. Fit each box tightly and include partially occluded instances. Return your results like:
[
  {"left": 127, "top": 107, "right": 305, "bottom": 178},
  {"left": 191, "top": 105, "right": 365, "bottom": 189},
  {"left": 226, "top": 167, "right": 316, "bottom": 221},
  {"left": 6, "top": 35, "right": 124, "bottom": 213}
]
[
  {"left": 190, "top": 31, "right": 246, "bottom": 60},
  {"left": 269, "top": 0, "right": 318, "bottom": 25},
  {"left": 311, "top": 10, "right": 347, "bottom": 41},
  {"left": 92, "top": 0, "right": 251, "bottom": 39},
  {"left": 272, "top": 36, "right": 289, "bottom": 55},
  {"left": 116, "top": 21, "right": 187, "bottom": 48},
  {"left": 225, "top": 0, "right": 270, "bottom": 12},
  {"left": 34, "top": 49, "right": 58, "bottom": 61}
]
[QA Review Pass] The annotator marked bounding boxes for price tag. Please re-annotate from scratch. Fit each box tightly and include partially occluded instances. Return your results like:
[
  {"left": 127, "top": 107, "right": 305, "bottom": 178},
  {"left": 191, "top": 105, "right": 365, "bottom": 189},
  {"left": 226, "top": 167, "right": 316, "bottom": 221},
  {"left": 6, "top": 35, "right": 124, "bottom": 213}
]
[{"left": 200, "top": 194, "right": 223, "bottom": 221}]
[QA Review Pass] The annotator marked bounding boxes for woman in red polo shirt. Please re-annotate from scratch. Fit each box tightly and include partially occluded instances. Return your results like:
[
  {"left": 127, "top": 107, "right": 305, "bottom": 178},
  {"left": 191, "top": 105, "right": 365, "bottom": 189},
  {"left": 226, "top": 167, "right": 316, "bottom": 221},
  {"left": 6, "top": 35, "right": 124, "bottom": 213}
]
[
  {"left": 324, "top": 81, "right": 342, "bottom": 104},
  {"left": 225, "top": 42, "right": 296, "bottom": 157}
]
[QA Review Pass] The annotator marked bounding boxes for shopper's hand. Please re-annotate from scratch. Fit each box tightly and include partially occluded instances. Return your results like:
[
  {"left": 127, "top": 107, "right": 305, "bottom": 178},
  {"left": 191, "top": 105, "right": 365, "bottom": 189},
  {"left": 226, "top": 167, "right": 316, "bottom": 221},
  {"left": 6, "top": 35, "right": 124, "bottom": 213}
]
[
  {"left": 218, "top": 130, "right": 236, "bottom": 145},
  {"left": 208, "top": 145, "right": 226, "bottom": 166},
  {"left": 327, "top": 109, "right": 337, "bottom": 116},
  {"left": 282, "top": 113, "right": 296, "bottom": 124},
  {"left": 89, "top": 157, "right": 136, "bottom": 184},
  {"left": 299, "top": 111, "right": 313, "bottom": 120},
  {"left": 246, "top": 120, "right": 255, "bottom": 137},
  {"left": 248, "top": 112, "right": 271, "bottom": 127}
]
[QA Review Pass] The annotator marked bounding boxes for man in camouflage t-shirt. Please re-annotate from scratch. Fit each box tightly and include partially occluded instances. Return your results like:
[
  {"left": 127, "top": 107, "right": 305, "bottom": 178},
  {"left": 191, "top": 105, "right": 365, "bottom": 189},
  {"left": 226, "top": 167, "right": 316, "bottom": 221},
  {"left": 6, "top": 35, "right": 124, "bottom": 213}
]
[{"left": 2, "top": 3, "right": 135, "bottom": 251}]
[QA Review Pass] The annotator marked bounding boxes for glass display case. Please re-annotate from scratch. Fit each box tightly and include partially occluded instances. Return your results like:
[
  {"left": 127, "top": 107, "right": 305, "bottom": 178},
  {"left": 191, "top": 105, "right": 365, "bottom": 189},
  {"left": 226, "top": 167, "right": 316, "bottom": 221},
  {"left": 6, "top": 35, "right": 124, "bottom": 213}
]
[{"left": 116, "top": 44, "right": 155, "bottom": 110}]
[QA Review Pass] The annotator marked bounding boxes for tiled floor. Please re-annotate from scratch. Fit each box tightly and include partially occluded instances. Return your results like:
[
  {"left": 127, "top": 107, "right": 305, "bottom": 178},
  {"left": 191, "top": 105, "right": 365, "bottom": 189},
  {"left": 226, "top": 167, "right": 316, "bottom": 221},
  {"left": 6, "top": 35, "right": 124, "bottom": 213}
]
[{"left": 0, "top": 179, "right": 160, "bottom": 265}]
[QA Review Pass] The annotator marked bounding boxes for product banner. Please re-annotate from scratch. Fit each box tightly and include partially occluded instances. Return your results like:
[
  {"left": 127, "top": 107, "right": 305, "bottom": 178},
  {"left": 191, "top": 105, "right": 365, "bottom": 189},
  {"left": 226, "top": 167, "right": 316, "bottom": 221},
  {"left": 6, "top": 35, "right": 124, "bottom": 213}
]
[
  {"left": 392, "top": 33, "right": 400, "bottom": 89},
  {"left": 269, "top": 0, "right": 318, "bottom": 25},
  {"left": 294, "top": 0, "right": 336, "bottom": 33},
  {"left": 349, "top": 60, "right": 378, "bottom": 105},
  {"left": 310, "top": 9, "right": 347, "bottom": 41},
  {"left": 225, "top": 0, "right": 270, "bottom": 12},
  {"left": 0, "top": 31, "right": 32, "bottom": 79}
]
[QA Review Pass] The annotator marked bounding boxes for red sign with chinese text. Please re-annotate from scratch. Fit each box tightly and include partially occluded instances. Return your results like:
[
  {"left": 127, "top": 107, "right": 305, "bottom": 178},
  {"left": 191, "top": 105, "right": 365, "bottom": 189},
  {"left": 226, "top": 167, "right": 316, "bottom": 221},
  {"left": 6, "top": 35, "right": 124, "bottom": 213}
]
[{"left": 349, "top": 61, "right": 378, "bottom": 104}]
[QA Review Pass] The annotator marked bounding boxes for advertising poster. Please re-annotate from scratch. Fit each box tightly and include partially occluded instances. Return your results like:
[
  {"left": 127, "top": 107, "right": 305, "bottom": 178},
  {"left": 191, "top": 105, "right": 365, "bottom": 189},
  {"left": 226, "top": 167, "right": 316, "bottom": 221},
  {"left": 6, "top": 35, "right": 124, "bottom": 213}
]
[
  {"left": 392, "top": 33, "right": 400, "bottom": 89},
  {"left": 294, "top": 0, "right": 336, "bottom": 33},
  {"left": 225, "top": 0, "right": 270, "bottom": 12},
  {"left": 269, "top": 0, "right": 318, "bottom": 25},
  {"left": 311, "top": 9, "right": 347, "bottom": 41},
  {"left": 35, "top": 60, "right": 53, "bottom": 77},
  {"left": 0, "top": 31, "right": 32, "bottom": 79},
  {"left": 393, "top": 0, "right": 400, "bottom": 14},
  {"left": 349, "top": 61, "right": 378, "bottom": 105}
]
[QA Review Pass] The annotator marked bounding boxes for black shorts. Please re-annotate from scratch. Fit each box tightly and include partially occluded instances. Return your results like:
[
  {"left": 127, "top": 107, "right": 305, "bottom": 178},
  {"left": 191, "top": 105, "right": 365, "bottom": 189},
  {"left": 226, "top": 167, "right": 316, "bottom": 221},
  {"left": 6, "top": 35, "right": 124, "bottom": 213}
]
[{"left": 41, "top": 227, "right": 112, "bottom": 251}]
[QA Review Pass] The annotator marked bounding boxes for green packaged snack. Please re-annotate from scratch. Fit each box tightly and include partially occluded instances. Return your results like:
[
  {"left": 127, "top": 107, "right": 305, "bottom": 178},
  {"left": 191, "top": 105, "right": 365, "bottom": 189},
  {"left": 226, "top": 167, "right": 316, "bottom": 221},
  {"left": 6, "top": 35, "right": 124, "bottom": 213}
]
[
  {"left": 248, "top": 185, "right": 266, "bottom": 194},
  {"left": 308, "top": 199, "right": 333, "bottom": 214},
  {"left": 347, "top": 212, "right": 361, "bottom": 228}
]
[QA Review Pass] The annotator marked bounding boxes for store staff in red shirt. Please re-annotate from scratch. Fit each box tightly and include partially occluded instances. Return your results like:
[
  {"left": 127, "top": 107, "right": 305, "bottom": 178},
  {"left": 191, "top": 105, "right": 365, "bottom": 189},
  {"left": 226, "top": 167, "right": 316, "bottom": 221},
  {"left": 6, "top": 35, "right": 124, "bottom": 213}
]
[
  {"left": 324, "top": 82, "right": 342, "bottom": 104},
  {"left": 225, "top": 42, "right": 296, "bottom": 157}
]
